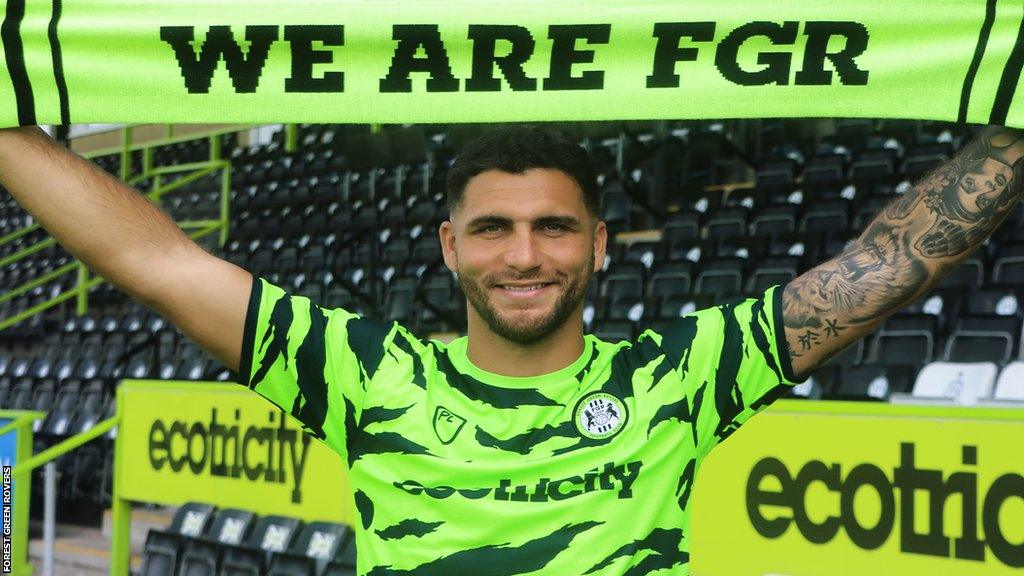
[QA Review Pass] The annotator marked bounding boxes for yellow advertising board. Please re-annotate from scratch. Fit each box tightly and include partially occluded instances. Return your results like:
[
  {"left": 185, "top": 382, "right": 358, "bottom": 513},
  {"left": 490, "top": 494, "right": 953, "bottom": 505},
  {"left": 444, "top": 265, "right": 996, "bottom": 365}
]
[
  {"left": 117, "top": 380, "right": 354, "bottom": 525},
  {"left": 691, "top": 400, "right": 1024, "bottom": 575}
]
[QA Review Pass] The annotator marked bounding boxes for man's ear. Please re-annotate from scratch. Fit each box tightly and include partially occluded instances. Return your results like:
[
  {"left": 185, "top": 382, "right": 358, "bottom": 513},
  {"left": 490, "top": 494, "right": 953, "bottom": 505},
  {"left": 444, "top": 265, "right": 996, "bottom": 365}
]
[
  {"left": 593, "top": 219, "right": 608, "bottom": 273},
  {"left": 439, "top": 220, "right": 458, "bottom": 273}
]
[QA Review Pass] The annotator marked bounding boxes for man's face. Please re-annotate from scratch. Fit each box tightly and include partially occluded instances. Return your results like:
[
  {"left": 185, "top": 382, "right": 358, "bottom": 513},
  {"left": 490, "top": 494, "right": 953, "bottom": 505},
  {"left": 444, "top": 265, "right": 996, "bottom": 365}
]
[{"left": 439, "top": 168, "right": 607, "bottom": 345}]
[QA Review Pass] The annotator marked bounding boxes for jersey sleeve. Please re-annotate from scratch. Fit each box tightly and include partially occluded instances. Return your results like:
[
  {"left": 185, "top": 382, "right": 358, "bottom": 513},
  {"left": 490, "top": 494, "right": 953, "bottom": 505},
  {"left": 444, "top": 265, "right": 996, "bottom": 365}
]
[
  {"left": 236, "top": 276, "right": 396, "bottom": 460},
  {"left": 653, "top": 284, "right": 805, "bottom": 458}
]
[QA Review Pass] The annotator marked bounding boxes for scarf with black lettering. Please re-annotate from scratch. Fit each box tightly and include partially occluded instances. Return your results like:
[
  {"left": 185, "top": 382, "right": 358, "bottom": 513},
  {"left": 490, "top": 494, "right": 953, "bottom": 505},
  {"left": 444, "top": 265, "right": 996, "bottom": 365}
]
[{"left": 1, "top": 0, "right": 1022, "bottom": 126}]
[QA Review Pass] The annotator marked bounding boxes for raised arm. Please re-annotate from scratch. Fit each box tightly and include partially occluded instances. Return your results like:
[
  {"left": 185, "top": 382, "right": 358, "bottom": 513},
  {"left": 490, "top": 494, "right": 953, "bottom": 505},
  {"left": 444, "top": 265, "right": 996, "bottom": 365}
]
[
  {"left": 782, "top": 126, "right": 1024, "bottom": 379},
  {"left": 0, "top": 126, "right": 252, "bottom": 372}
]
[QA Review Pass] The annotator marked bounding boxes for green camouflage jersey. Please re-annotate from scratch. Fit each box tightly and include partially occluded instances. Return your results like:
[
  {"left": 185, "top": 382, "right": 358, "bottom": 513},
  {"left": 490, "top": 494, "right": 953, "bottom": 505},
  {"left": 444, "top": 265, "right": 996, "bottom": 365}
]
[{"left": 237, "top": 277, "right": 804, "bottom": 575}]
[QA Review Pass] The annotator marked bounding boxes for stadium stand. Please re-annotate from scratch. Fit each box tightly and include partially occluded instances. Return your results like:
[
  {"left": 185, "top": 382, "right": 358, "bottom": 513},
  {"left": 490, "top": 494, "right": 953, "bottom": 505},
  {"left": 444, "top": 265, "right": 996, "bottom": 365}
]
[{"left": 2, "top": 118, "right": 1023, "bottom": 570}]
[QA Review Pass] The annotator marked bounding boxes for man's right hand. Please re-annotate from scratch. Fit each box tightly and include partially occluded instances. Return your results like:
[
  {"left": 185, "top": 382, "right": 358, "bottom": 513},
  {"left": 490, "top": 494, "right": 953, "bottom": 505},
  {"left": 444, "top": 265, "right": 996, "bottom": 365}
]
[{"left": 0, "top": 126, "right": 252, "bottom": 372}]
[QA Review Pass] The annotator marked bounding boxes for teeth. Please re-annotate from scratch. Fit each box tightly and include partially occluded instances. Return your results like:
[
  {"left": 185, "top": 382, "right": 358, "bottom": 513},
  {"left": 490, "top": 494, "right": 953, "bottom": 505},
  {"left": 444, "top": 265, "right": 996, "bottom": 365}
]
[{"left": 503, "top": 284, "right": 544, "bottom": 291}]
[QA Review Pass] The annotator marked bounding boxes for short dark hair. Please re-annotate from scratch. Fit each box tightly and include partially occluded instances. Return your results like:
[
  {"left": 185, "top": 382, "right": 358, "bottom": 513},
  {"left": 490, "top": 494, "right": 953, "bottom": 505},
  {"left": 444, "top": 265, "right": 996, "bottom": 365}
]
[{"left": 445, "top": 125, "right": 599, "bottom": 216}]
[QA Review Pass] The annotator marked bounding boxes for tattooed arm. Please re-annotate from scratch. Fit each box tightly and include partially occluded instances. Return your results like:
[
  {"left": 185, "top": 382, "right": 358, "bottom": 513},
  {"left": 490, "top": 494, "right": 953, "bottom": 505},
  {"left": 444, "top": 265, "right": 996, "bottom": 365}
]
[{"left": 782, "top": 126, "right": 1024, "bottom": 379}]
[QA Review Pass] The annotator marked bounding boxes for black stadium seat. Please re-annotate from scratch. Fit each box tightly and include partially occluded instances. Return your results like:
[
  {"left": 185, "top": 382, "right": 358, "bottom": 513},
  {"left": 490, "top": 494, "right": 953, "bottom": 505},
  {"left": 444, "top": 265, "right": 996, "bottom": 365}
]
[
  {"left": 267, "top": 522, "right": 351, "bottom": 576},
  {"left": 750, "top": 204, "right": 798, "bottom": 236},
  {"left": 140, "top": 503, "right": 217, "bottom": 576},
  {"left": 178, "top": 508, "right": 257, "bottom": 576},
  {"left": 944, "top": 315, "right": 1020, "bottom": 364},
  {"left": 829, "top": 364, "right": 917, "bottom": 401},
  {"left": 221, "top": 515, "right": 304, "bottom": 576},
  {"left": 866, "top": 314, "right": 938, "bottom": 366}
]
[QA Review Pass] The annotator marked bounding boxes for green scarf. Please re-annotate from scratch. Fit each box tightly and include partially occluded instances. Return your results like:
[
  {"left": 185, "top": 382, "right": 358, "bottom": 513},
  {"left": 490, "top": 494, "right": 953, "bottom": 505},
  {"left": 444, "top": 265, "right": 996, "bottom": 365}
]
[{"left": 1, "top": 0, "right": 1022, "bottom": 127}]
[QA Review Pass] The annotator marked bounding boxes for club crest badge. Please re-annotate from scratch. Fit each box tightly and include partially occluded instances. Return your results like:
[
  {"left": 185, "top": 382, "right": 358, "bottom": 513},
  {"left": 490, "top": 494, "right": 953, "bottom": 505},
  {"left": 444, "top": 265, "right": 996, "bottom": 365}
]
[
  {"left": 574, "top": 392, "right": 627, "bottom": 440},
  {"left": 433, "top": 406, "right": 466, "bottom": 445}
]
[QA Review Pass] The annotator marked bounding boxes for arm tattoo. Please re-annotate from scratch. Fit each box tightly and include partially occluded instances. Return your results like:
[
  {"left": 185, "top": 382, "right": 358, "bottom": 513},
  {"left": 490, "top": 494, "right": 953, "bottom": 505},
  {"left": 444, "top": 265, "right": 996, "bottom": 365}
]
[{"left": 783, "top": 127, "right": 1024, "bottom": 376}]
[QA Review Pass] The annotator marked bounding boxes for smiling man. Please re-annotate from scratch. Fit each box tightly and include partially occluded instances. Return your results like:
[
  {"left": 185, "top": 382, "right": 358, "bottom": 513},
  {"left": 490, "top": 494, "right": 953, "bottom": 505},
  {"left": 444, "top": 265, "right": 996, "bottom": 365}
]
[{"left": 0, "top": 123, "right": 1022, "bottom": 575}]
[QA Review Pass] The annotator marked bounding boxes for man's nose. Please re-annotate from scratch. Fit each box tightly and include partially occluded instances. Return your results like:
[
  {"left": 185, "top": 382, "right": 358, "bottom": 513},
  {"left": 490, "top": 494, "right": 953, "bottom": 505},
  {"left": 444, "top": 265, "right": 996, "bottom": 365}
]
[{"left": 504, "top": 229, "right": 541, "bottom": 271}]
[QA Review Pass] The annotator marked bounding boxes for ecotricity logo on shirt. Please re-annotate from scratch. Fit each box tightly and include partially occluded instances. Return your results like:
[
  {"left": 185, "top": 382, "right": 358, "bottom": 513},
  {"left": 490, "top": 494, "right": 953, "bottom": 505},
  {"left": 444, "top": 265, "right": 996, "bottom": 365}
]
[{"left": 394, "top": 461, "right": 643, "bottom": 502}]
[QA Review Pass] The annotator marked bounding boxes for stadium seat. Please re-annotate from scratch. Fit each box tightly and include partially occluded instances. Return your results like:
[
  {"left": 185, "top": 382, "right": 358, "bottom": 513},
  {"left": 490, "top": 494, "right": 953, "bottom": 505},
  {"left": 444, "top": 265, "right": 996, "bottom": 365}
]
[
  {"left": 938, "top": 256, "right": 985, "bottom": 289},
  {"left": 866, "top": 314, "right": 938, "bottom": 366},
  {"left": 647, "top": 260, "right": 695, "bottom": 302},
  {"left": 601, "top": 262, "right": 646, "bottom": 302},
  {"left": 694, "top": 258, "right": 744, "bottom": 299},
  {"left": 139, "top": 503, "right": 217, "bottom": 576},
  {"left": 829, "top": 364, "right": 916, "bottom": 401},
  {"left": 9, "top": 377, "right": 34, "bottom": 410},
  {"left": 993, "top": 362, "right": 1024, "bottom": 401},
  {"left": 177, "top": 508, "right": 257, "bottom": 576},
  {"left": 849, "top": 149, "right": 896, "bottom": 183},
  {"left": 66, "top": 379, "right": 110, "bottom": 435},
  {"left": 0, "top": 376, "right": 12, "bottom": 408},
  {"left": 666, "top": 238, "right": 711, "bottom": 263},
  {"left": 851, "top": 194, "right": 893, "bottom": 229},
  {"left": 704, "top": 207, "right": 748, "bottom": 239},
  {"left": 755, "top": 160, "right": 796, "bottom": 191},
  {"left": 912, "top": 362, "right": 998, "bottom": 402},
  {"left": 901, "top": 287, "right": 963, "bottom": 336},
  {"left": 765, "top": 231, "right": 817, "bottom": 262},
  {"left": 966, "top": 286, "right": 1021, "bottom": 317},
  {"left": 902, "top": 143, "right": 949, "bottom": 178},
  {"left": 623, "top": 241, "right": 667, "bottom": 270},
  {"left": 943, "top": 315, "right": 1020, "bottom": 364},
  {"left": 788, "top": 366, "right": 837, "bottom": 400},
  {"left": 221, "top": 515, "right": 304, "bottom": 576},
  {"left": 591, "top": 318, "right": 634, "bottom": 342},
  {"left": 746, "top": 257, "right": 800, "bottom": 294},
  {"left": 992, "top": 242, "right": 1024, "bottom": 284},
  {"left": 799, "top": 200, "right": 849, "bottom": 233},
  {"left": 383, "top": 276, "right": 417, "bottom": 325},
  {"left": 662, "top": 210, "right": 701, "bottom": 243},
  {"left": 750, "top": 204, "right": 798, "bottom": 236},
  {"left": 140, "top": 530, "right": 181, "bottom": 576},
  {"left": 267, "top": 522, "right": 351, "bottom": 576},
  {"left": 724, "top": 186, "right": 768, "bottom": 212},
  {"left": 715, "top": 235, "right": 767, "bottom": 261},
  {"left": 39, "top": 379, "right": 81, "bottom": 436}
]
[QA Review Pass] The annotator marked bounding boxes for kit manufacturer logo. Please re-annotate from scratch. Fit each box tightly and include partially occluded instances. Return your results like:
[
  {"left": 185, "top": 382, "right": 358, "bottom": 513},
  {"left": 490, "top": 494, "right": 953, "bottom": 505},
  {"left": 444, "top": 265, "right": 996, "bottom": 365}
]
[{"left": 433, "top": 406, "right": 466, "bottom": 444}]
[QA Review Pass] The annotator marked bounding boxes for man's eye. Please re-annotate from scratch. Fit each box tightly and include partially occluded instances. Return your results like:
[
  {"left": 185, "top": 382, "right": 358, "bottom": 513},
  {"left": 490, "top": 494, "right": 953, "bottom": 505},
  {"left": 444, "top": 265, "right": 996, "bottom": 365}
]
[
  {"left": 480, "top": 225, "right": 503, "bottom": 233},
  {"left": 544, "top": 223, "right": 566, "bottom": 232}
]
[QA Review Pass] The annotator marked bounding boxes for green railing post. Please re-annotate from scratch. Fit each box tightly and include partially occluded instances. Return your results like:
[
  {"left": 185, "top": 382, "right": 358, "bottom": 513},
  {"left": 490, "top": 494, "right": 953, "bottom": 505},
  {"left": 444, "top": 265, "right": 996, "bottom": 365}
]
[
  {"left": 209, "top": 133, "right": 221, "bottom": 161},
  {"left": 110, "top": 386, "right": 130, "bottom": 576},
  {"left": 220, "top": 163, "right": 231, "bottom": 248},
  {"left": 120, "top": 126, "right": 132, "bottom": 182},
  {"left": 3, "top": 411, "right": 44, "bottom": 576},
  {"left": 76, "top": 263, "right": 88, "bottom": 317},
  {"left": 285, "top": 124, "right": 298, "bottom": 153}
]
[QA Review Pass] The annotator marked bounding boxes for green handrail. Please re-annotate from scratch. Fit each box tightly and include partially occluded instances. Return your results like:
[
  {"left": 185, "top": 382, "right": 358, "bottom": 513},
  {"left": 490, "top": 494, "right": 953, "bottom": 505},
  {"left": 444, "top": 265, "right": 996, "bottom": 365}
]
[
  {"left": 0, "top": 261, "right": 77, "bottom": 304},
  {"left": 0, "top": 236, "right": 56, "bottom": 268},
  {"left": 12, "top": 414, "right": 119, "bottom": 476},
  {"left": 0, "top": 124, "right": 243, "bottom": 329}
]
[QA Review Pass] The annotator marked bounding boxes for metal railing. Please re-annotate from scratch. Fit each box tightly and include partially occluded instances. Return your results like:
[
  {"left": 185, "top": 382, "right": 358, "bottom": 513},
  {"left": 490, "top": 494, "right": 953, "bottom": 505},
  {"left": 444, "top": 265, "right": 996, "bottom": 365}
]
[{"left": 0, "top": 124, "right": 252, "bottom": 332}]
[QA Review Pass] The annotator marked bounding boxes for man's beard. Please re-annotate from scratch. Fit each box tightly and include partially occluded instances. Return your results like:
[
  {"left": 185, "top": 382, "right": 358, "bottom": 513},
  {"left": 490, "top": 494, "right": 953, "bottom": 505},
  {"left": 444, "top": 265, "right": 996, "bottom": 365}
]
[{"left": 457, "top": 261, "right": 592, "bottom": 346}]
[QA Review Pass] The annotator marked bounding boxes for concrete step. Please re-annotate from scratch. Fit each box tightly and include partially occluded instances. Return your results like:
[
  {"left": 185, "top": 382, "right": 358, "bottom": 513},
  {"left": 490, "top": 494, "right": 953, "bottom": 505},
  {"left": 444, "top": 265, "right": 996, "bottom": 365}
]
[{"left": 27, "top": 506, "right": 174, "bottom": 575}]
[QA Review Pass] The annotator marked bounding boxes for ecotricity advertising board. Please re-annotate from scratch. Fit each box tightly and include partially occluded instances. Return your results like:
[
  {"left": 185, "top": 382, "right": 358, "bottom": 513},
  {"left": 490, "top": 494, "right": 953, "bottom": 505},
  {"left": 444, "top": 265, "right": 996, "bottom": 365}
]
[
  {"left": 690, "top": 401, "right": 1024, "bottom": 575},
  {"left": 118, "top": 380, "right": 354, "bottom": 524}
]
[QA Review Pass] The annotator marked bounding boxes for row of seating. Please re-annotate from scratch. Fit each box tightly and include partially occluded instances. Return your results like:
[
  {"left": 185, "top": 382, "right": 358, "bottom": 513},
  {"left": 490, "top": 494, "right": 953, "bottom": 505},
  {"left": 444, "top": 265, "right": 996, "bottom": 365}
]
[
  {"left": 141, "top": 502, "right": 356, "bottom": 576},
  {"left": 792, "top": 360, "right": 1024, "bottom": 404}
]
